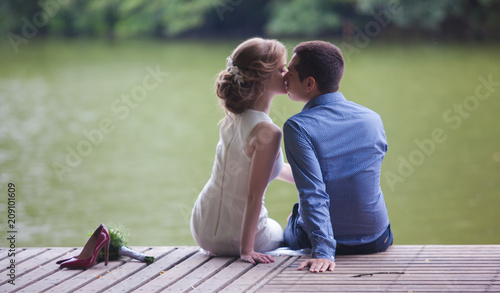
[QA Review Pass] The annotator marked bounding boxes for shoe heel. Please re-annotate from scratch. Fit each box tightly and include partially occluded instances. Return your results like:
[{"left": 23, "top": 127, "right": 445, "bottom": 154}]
[
  {"left": 105, "top": 238, "right": 110, "bottom": 266},
  {"left": 59, "top": 223, "right": 110, "bottom": 269}
]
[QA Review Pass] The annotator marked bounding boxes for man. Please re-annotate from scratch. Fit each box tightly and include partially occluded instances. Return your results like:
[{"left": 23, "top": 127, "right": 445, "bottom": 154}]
[{"left": 283, "top": 41, "right": 392, "bottom": 273}]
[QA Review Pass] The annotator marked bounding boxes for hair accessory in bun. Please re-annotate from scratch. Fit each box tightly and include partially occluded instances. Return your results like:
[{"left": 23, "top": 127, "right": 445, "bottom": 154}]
[{"left": 226, "top": 57, "right": 244, "bottom": 86}]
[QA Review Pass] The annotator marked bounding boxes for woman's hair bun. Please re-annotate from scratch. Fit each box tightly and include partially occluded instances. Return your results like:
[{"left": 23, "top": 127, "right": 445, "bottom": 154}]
[{"left": 216, "top": 37, "right": 286, "bottom": 115}]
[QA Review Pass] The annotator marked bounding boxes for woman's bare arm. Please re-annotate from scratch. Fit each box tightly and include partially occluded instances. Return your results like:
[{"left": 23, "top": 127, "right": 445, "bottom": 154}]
[
  {"left": 240, "top": 122, "right": 281, "bottom": 264},
  {"left": 276, "top": 163, "right": 295, "bottom": 184}
]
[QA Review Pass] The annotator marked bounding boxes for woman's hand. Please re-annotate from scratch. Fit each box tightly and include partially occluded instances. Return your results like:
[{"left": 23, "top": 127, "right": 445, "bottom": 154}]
[{"left": 240, "top": 251, "right": 275, "bottom": 265}]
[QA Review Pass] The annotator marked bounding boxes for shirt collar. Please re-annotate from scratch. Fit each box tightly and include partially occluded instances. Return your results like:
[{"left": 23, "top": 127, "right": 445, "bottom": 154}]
[{"left": 302, "top": 92, "right": 346, "bottom": 111}]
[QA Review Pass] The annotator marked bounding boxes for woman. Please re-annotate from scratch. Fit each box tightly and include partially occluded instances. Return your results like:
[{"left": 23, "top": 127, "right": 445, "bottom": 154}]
[{"left": 190, "top": 38, "right": 294, "bottom": 264}]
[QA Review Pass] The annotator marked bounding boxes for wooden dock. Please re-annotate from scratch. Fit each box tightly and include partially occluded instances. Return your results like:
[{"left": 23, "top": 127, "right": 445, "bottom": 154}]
[{"left": 1, "top": 245, "right": 499, "bottom": 292}]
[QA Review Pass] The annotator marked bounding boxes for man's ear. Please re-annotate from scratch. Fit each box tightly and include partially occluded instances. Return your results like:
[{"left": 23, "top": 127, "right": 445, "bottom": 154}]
[{"left": 305, "top": 77, "right": 316, "bottom": 92}]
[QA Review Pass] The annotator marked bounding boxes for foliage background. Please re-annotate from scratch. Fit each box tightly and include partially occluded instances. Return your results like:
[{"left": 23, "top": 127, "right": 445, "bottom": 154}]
[{"left": 2, "top": 0, "right": 500, "bottom": 42}]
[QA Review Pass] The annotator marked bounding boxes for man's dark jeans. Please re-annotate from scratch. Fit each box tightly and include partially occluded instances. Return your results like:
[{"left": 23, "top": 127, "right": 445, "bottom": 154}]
[{"left": 284, "top": 203, "right": 393, "bottom": 256}]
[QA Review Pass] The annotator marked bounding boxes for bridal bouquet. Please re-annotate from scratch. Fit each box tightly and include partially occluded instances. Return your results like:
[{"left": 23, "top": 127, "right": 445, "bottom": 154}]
[{"left": 95, "top": 224, "right": 155, "bottom": 264}]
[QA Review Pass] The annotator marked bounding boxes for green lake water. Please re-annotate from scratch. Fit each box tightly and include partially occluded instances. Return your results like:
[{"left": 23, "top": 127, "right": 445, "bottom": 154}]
[{"left": 1, "top": 39, "right": 499, "bottom": 247}]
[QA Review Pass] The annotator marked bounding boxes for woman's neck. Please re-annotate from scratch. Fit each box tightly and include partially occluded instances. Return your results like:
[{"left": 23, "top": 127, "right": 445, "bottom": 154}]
[{"left": 250, "top": 93, "right": 272, "bottom": 114}]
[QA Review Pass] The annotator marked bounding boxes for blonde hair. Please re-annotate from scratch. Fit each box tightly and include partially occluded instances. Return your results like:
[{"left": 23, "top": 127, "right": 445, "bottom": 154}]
[{"left": 216, "top": 37, "right": 286, "bottom": 115}]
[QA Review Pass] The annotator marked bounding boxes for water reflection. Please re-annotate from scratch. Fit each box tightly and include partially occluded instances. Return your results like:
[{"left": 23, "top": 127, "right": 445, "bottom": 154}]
[{"left": 1, "top": 40, "right": 500, "bottom": 247}]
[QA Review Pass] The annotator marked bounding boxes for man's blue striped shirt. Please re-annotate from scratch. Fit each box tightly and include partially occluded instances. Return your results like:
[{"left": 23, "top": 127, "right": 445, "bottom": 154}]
[{"left": 283, "top": 92, "right": 390, "bottom": 261}]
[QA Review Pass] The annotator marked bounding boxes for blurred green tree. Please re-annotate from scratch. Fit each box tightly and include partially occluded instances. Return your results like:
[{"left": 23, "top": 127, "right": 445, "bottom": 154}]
[
  {"left": 86, "top": 0, "right": 213, "bottom": 38},
  {"left": 1, "top": 0, "right": 499, "bottom": 41},
  {"left": 266, "top": 0, "right": 500, "bottom": 39},
  {"left": 266, "top": 0, "right": 342, "bottom": 37},
  {"left": 111, "top": 0, "right": 213, "bottom": 38},
  {"left": 359, "top": 0, "right": 500, "bottom": 39}
]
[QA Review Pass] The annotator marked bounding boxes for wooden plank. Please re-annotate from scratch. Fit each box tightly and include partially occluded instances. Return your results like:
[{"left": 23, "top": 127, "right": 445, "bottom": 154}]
[
  {"left": 258, "top": 245, "right": 500, "bottom": 293},
  {"left": 219, "top": 256, "right": 291, "bottom": 292},
  {"left": 189, "top": 258, "right": 254, "bottom": 292},
  {"left": 45, "top": 247, "right": 167, "bottom": 293},
  {"left": 0, "top": 247, "right": 51, "bottom": 274},
  {"left": 44, "top": 253, "right": 148, "bottom": 293},
  {"left": 16, "top": 268, "right": 84, "bottom": 293},
  {"left": 19, "top": 248, "right": 159, "bottom": 293},
  {"left": 132, "top": 249, "right": 211, "bottom": 292},
  {"left": 283, "top": 269, "right": 498, "bottom": 276},
  {"left": 259, "top": 284, "right": 500, "bottom": 292},
  {"left": 247, "top": 256, "right": 300, "bottom": 293},
  {"left": 269, "top": 278, "right": 498, "bottom": 285},
  {"left": 0, "top": 248, "right": 7, "bottom": 262},
  {"left": 12, "top": 248, "right": 85, "bottom": 293},
  {"left": 107, "top": 246, "right": 199, "bottom": 293},
  {"left": 0, "top": 247, "right": 47, "bottom": 264},
  {"left": 163, "top": 256, "right": 235, "bottom": 292},
  {"left": 336, "top": 252, "right": 500, "bottom": 259},
  {"left": 72, "top": 247, "right": 174, "bottom": 293},
  {"left": 0, "top": 247, "right": 75, "bottom": 292},
  {"left": 0, "top": 245, "right": 497, "bottom": 292}
]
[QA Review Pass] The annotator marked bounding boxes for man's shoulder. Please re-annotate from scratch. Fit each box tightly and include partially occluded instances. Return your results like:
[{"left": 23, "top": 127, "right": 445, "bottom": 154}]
[
  {"left": 285, "top": 111, "right": 308, "bottom": 124},
  {"left": 283, "top": 110, "right": 316, "bottom": 133},
  {"left": 344, "top": 99, "right": 380, "bottom": 115},
  {"left": 287, "top": 100, "right": 381, "bottom": 121}
]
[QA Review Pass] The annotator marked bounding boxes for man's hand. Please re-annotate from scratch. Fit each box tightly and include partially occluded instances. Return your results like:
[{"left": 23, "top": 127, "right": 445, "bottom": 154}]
[
  {"left": 298, "top": 258, "right": 335, "bottom": 273},
  {"left": 240, "top": 251, "right": 275, "bottom": 265}
]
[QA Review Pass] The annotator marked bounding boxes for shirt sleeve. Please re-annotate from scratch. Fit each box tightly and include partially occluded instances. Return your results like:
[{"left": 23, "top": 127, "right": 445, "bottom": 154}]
[{"left": 283, "top": 119, "right": 336, "bottom": 261}]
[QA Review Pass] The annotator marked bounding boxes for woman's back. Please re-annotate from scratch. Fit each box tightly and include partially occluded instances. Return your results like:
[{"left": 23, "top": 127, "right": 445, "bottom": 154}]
[{"left": 190, "top": 109, "right": 283, "bottom": 255}]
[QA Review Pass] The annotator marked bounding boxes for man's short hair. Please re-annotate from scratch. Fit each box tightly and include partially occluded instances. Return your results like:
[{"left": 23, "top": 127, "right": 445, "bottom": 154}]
[{"left": 292, "top": 41, "right": 345, "bottom": 93}]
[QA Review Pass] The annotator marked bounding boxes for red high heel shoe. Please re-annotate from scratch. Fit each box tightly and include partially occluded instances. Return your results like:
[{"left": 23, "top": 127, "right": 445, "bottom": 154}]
[{"left": 58, "top": 223, "right": 110, "bottom": 269}]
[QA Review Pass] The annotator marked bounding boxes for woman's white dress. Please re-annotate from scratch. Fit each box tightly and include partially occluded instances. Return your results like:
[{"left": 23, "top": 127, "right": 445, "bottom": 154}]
[{"left": 190, "top": 109, "right": 284, "bottom": 255}]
